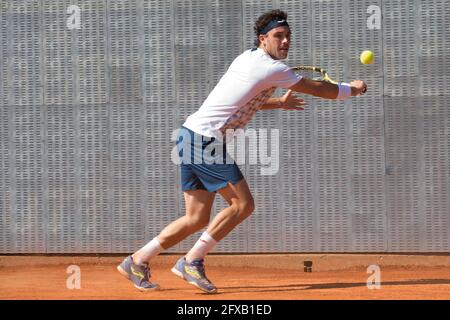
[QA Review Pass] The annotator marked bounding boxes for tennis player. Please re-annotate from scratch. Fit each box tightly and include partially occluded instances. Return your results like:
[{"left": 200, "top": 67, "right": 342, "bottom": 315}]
[{"left": 118, "top": 9, "right": 367, "bottom": 293}]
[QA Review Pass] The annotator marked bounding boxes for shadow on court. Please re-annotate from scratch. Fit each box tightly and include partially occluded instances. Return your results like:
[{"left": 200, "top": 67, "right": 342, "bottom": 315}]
[{"left": 209, "top": 279, "right": 450, "bottom": 294}]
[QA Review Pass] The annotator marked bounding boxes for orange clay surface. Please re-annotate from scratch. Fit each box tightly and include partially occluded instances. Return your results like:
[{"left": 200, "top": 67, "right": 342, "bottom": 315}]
[{"left": 1, "top": 257, "right": 450, "bottom": 300}]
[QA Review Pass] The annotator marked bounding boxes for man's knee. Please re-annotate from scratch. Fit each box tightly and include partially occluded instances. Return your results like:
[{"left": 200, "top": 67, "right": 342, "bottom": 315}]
[
  {"left": 231, "top": 198, "right": 255, "bottom": 220},
  {"left": 186, "top": 213, "right": 210, "bottom": 230},
  {"left": 242, "top": 198, "right": 255, "bottom": 217}
]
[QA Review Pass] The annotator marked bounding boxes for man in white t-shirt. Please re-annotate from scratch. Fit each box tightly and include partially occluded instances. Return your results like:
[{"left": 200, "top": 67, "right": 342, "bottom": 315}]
[{"left": 118, "top": 9, "right": 367, "bottom": 293}]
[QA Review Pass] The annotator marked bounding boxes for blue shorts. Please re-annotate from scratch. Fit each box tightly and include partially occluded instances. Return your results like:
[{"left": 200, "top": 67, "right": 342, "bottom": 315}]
[{"left": 176, "top": 126, "right": 244, "bottom": 193}]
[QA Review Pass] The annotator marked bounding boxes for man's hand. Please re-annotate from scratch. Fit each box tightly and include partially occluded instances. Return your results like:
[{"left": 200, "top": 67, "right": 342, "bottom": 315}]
[
  {"left": 262, "top": 90, "right": 307, "bottom": 110},
  {"left": 349, "top": 80, "right": 367, "bottom": 96},
  {"left": 278, "top": 89, "right": 307, "bottom": 110}
]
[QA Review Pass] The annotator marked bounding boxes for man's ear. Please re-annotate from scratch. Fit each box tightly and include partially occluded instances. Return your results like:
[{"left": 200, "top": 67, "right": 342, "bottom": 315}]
[{"left": 258, "top": 34, "right": 266, "bottom": 46}]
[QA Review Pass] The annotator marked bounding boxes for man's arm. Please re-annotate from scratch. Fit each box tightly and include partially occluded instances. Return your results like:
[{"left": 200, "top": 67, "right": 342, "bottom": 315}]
[
  {"left": 260, "top": 78, "right": 367, "bottom": 111},
  {"left": 289, "top": 77, "right": 367, "bottom": 99},
  {"left": 260, "top": 90, "right": 307, "bottom": 110}
]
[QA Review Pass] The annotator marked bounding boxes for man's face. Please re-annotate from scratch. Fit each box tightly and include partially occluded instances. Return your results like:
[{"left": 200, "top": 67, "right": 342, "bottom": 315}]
[{"left": 259, "top": 26, "right": 291, "bottom": 60}]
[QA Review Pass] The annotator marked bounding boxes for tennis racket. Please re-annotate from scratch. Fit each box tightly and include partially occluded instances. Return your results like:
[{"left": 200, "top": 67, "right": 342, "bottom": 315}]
[
  {"left": 291, "top": 65, "right": 367, "bottom": 94},
  {"left": 291, "top": 65, "right": 338, "bottom": 84}
]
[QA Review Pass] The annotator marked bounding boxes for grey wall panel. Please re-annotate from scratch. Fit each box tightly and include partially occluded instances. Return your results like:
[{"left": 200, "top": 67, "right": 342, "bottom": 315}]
[
  {"left": 78, "top": 0, "right": 109, "bottom": 105},
  {"left": 78, "top": 0, "right": 108, "bottom": 105},
  {"left": 278, "top": 0, "right": 314, "bottom": 252},
  {"left": 384, "top": 0, "right": 422, "bottom": 251},
  {"left": 46, "top": 105, "right": 77, "bottom": 252},
  {"left": 313, "top": 0, "right": 352, "bottom": 252},
  {"left": 14, "top": 105, "right": 45, "bottom": 252},
  {"left": 1, "top": 0, "right": 450, "bottom": 254},
  {"left": 111, "top": 104, "right": 145, "bottom": 252},
  {"left": 348, "top": 0, "right": 386, "bottom": 251},
  {"left": 420, "top": 1, "right": 450, "bottom": 251},
  {"left": 109, "top": 1, "right": 141, "bottom": 105},
  {"left": 11, "top": 0, "right": 43, "bottom": 106},
  {"left": 107, "top": 1, "right": 144, "bottom": 252},
  {"left": 383, "top": 0, "right": 418, "bottom": 97},
  {"left": 79, "top": 105, "right": 110, "bottom": 252},
  {"left": 0, "top": 2, "right": 11, "bottom": 252},
  {"left": 143, "top": 1, "right": 180, "bottom": 252},
  {"left": 423, "top": 97, "right": 450, "bottom": 251},
  {"left": 385, "top": 96, "right": 422, "bottom": 252},
  {"left": 175, "top": 0, "right": 209, "bottom": 122},
  {"left": 420, "top": 0, "right": 450, "bottom": 97},
  {"left": 0, "top": 106, "right": 12, "bottom": 252},
  {"left": 0, "top": 1, "right": 8, "bottom": 106},
  {"left": 43, "top": 1, "right": 74, "bottom": 105},
  {"left": 144, "top": 0, "right": 175, "bottom": 106},
  {"left": 71, "top": 8, "right": 98, "bottom": 261},
  {"left": 209, "top": 0, "right": 242, "bottom": 85}
]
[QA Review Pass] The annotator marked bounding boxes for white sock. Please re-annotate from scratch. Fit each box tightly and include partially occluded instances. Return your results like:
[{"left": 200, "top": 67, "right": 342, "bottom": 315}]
[
  {"left": 132, "top": 237, "right": 164, "bottom": 265},
  {"left": 185, "top": 232, "right": 217, "bottom": 263}
]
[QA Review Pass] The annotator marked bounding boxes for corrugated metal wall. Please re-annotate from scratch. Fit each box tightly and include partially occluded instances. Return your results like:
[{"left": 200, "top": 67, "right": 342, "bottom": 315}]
[{"left": 0, "top": 0, "right": 448, "bottom": 253}]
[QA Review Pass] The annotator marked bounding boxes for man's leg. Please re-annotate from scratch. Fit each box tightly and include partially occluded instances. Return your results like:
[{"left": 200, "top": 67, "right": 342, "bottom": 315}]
[
  {"left": 118, "top": 188, "right": 215, "bottom": 291},
  {"left": 172, "top": 179, "right": 254, "bottom": 293},
  {"left": 184, "top": 178, "right": 254, "bottom": 262},
  {"left": 207, "top": 178, "right": 254, "bottom": 241},
  {"left": 132, "top": 188, "right": 216, "bottom": 264}
]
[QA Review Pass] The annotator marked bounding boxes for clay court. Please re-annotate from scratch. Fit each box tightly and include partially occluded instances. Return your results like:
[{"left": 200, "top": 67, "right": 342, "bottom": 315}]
[{"left": 1, "top": 255, "right": 450, "bottom": 300}]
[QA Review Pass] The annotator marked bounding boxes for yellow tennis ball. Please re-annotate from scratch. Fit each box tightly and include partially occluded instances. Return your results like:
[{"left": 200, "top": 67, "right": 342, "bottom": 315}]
[{"left": 360, "top": 50, "right": 374, "bottom": 65}]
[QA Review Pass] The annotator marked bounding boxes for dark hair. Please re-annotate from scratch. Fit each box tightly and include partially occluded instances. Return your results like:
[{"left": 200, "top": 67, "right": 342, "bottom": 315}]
[{"left": 253, "top": 9, "right": 288, "bottom": 47}]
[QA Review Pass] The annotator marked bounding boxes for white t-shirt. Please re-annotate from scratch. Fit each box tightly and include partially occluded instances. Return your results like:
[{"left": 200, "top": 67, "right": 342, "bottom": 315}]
[{"left": 182, "top": 48, "right": 302, "bottom": 141}]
